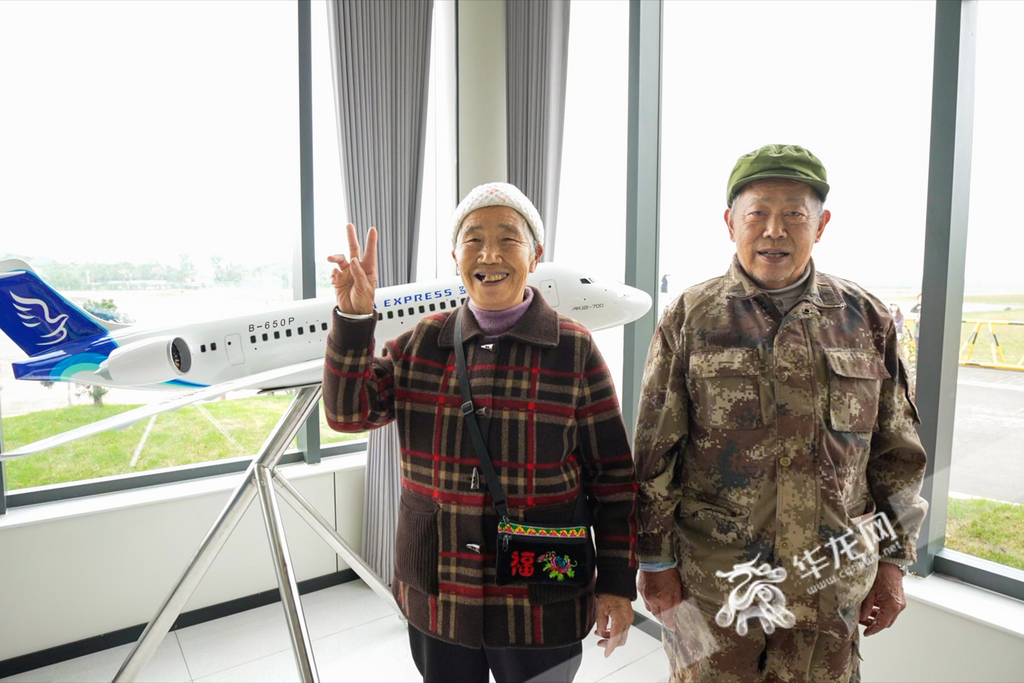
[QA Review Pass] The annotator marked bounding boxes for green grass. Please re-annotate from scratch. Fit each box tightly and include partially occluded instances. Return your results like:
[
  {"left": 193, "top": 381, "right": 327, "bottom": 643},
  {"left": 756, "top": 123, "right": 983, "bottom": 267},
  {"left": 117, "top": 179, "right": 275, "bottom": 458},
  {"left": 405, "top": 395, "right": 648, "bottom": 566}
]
[
  {"left": 3, "top": 396, "right": 365, "bottom": 490},
  {"left": 962, "top": 293, "right": 1024, "bottom": 308},
  {"left": 946, "top": 497, "right": 1024, "bottom": 571}
]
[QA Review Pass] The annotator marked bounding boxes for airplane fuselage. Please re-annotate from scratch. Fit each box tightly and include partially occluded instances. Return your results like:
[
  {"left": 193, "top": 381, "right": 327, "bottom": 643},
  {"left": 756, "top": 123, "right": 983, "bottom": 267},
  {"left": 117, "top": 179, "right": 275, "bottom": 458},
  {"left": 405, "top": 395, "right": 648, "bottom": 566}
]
[{"left": 11, "top": 264, "right": 651, "bottom": 391}]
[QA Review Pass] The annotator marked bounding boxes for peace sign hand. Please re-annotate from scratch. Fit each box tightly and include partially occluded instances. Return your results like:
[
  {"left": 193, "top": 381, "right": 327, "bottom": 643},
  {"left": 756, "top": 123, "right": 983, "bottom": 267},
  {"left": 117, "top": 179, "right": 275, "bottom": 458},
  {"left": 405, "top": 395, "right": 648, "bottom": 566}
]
[{"left": 328, "top": 224, "right": 378, "bottom": 316}]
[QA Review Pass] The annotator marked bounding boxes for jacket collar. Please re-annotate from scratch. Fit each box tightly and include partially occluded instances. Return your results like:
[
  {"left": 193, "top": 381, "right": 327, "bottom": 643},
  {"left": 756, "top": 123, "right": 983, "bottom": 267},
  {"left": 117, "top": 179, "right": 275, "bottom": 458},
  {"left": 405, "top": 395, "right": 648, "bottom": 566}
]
[
  {"left": 724, "top": 256, "right": 845, "bottom": 309},
  {"left": 438, "top": 286, "right": 561, "bottom": 348}
]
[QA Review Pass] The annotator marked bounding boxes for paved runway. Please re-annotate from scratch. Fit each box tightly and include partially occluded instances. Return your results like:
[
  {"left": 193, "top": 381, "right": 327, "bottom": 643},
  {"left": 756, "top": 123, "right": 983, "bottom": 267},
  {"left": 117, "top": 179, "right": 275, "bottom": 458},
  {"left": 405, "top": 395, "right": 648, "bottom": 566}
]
[{"left": 949, "top": 366, "right": 1024, "bottom": 504}]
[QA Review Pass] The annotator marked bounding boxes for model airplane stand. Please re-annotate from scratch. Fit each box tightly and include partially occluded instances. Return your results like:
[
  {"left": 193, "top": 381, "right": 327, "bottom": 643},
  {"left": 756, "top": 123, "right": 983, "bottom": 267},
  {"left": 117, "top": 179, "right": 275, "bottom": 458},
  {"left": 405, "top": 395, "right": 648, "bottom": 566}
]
[{"left": 112, "top": 385, "right": 401, "bottom": 683}]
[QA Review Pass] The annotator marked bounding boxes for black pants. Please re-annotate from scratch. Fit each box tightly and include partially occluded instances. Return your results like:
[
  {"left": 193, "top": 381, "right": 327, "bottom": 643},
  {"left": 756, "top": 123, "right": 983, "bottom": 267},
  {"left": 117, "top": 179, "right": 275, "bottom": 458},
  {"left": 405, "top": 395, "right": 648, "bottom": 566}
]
[{"left": 408, "top": 626, "right": 583, "bottom": 683}]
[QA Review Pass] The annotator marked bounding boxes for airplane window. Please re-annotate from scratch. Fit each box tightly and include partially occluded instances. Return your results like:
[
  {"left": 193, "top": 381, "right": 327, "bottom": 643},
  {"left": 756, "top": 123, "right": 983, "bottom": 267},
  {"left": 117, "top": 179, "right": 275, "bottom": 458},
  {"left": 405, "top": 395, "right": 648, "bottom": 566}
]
[
  {"left": 429, "top": 303, "right": 436, "bottom": 312},
  {"left": 397, "top": 309, "right": 404, "bottom": 317},
  {"left": 408, "top": 307, "right": 415, "bottom": 315},
  {"left": 580, "top": 278, "right": 594, "bottom": 284},
  {"left": 387, "top": 310, "right": 394, "bottom": 319},
  {"left": 250, "top": 335, "right": 256, "bottom": 344},
  {"left": 274, "top": 331, "right": 280, "bottom": 339},
  {"left": 439, "top": 301, "right": 446, "bottom": 310},
  {"left": 377, "top": 312, "right": 383, "bottom": 321},
  {"left": 285, "top": 329, "right": 292, "bottom": 337},
  {"left": 459, "top": 298, "right": 465, "bottom": 305},
  {"left": 297, "top": 327, "right": 304, "bottom": 335},
  {"left": 308, "top": 324, "right": 315, "bottom": 333},
  {"left": 419, "top": 305, "right": 425, "bottom": 313},
  {"left": 321, "top": 322, "right": 328, "bottom": 331},
  {"left": 200, "top": 344, "right": 207, "bottom": 353},
  {"left": 211, "top": 342, "right": 217, "bottom": 351},
  {"left": 262, "top": 333, "right": 269, "bottom": 342}
]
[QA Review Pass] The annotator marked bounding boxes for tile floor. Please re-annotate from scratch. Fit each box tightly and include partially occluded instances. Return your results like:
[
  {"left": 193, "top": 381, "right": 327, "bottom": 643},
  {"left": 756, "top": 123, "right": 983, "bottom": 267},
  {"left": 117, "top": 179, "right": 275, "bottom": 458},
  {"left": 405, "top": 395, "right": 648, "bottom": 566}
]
[{"left": 2, "top": 581, "right": 670, "bottom": 683}]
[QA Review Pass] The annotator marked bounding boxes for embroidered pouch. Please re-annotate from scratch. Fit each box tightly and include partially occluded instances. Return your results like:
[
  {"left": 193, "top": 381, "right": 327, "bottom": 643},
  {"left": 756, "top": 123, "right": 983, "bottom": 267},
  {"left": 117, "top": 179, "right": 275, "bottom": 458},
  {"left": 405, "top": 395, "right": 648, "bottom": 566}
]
[{"left": 495, "top": 521, "right": 594, "bottom": 587}]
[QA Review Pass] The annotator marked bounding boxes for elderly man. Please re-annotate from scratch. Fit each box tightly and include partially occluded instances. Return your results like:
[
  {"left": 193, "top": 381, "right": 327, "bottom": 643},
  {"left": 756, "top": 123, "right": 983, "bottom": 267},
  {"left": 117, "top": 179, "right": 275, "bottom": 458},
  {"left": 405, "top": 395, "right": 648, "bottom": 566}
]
[{"left": 634, "top": 145, "right": 928, "bottom": 682}]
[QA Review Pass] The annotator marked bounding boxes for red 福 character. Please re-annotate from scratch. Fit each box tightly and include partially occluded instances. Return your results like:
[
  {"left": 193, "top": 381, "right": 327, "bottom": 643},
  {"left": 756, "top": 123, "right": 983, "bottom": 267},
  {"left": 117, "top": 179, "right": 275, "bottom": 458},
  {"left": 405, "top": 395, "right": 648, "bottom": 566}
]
[{"left": 510, "top": 551, "right": 536, "bottom": 577}]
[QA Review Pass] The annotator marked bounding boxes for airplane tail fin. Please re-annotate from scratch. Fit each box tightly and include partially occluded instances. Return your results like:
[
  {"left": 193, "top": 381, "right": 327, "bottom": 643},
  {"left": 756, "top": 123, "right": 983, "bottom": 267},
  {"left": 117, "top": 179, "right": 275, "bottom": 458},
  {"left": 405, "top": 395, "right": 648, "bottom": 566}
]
[{"left": 0, "top": 259, "right": 109, "bottom": 356}]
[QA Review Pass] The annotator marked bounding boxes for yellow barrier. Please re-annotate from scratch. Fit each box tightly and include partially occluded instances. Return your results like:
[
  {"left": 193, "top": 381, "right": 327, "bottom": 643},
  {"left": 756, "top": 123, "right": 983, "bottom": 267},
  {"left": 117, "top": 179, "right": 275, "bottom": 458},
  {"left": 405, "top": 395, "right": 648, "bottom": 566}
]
[{"left": 904, "top": 318, "right": 1024, "bottom": 372}]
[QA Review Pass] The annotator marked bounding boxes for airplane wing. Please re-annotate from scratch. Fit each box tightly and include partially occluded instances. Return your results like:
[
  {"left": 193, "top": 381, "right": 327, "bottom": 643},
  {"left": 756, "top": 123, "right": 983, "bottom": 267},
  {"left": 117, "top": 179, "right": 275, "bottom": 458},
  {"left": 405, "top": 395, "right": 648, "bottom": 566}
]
[{"left": 0, "top": 359, "right": 325, "bottom": 461}]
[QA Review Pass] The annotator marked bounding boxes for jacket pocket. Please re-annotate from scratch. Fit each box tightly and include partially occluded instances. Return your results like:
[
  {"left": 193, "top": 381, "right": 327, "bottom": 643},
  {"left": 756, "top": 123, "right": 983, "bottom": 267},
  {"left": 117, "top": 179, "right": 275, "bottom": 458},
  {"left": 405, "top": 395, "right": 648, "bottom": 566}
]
[
  {"left": 394, "top": 492, "right": 439, "bottom": 595},
  {"left": 844, "top": 495, "right": 876, "bottom": 523},
  {"left": 824, "top": 348, "right": 889, "bottom": 433},
  {"left": 689, "top": 348, "right": 762, "bottom": 430},
  {"left": 676, "top": 489, "right": 751, "bottom": 546}
]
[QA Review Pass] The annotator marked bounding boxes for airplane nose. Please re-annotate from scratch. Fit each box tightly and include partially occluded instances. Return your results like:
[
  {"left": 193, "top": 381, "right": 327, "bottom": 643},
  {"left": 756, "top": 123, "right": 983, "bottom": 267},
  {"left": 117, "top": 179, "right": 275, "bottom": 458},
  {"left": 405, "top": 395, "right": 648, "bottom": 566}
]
[
  {"left": 627, "top": 288, "right": 653, "bottom": 319},
  {"left": 609, "top": 283, "right": 652, "bottom": 327}
]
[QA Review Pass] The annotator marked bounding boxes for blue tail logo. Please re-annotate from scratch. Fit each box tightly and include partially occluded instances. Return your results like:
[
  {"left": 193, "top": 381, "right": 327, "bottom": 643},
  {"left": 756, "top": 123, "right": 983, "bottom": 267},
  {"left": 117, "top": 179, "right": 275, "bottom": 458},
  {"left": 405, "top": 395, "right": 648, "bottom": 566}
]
[
  {"left": 11, "top": 291, "right": 72, "bottom": 346},
  {"left": 0, "top": 259, "right": 107, "bottom": 356}
]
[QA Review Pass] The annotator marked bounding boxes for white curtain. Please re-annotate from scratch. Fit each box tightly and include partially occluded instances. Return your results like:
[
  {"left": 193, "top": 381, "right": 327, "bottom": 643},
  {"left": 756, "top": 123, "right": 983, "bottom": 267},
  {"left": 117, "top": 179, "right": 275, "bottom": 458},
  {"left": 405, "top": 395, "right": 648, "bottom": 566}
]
[
  {"left": 506, "top": 0, "right": 570, "bottom": 260},
  {"left": 327, "top": 0, "right": 433, "bottom": 584}
]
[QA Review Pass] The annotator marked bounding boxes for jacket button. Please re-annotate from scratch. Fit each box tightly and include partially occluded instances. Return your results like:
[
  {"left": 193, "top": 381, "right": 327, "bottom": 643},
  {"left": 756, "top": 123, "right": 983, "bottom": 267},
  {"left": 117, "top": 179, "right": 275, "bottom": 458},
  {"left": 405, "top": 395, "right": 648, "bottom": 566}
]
[
  {"left": 779, "top": 540, "right": 789, "bottom": 550},
  {"left": 778, "top": 371, "right": 789, "bottom": 382},
  {"left": 780, "top": 456, "right": 792, "bottom": 467}
]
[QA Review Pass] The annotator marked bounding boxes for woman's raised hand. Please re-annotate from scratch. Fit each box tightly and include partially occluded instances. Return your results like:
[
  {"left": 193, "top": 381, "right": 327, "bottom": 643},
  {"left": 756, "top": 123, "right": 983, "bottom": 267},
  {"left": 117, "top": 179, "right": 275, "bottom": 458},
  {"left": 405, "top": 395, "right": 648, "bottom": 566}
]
[{"left": 328, "top": 224, "right": 378, "bottom": 315}]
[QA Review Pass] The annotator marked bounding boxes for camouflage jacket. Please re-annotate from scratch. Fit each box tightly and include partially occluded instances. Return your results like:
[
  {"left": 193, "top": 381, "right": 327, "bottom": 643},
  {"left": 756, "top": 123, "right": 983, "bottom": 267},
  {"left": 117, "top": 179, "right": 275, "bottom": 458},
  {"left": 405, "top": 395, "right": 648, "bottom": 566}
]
[
  {"left": 324, "top": 290, "right": 638, "bottom": 649},
  {"left": 634, "top": 258, "right": 928, "bottom": 638}
]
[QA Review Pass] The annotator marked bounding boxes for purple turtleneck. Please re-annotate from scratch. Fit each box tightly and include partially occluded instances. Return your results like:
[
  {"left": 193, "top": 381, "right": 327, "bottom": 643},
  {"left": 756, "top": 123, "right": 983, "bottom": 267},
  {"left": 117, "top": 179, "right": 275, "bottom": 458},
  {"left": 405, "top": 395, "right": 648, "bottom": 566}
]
[{"left": 468, "top": 287, "right": 534, "bottom": 336}]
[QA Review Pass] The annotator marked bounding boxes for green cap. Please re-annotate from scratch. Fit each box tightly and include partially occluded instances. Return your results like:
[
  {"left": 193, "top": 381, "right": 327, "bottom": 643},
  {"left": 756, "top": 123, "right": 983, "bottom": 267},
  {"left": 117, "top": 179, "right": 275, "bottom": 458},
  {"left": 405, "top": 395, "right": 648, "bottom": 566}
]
[{"left": 726, "top": 144, "right": 829, "bottom": 205}]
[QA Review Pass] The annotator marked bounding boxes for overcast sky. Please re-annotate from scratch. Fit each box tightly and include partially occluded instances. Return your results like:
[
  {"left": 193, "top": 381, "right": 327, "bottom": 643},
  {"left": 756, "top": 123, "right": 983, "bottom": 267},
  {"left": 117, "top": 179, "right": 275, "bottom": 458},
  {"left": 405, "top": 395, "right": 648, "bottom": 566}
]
[{"left": 1, "top": 0, "right": 1021, "bottom": 292}]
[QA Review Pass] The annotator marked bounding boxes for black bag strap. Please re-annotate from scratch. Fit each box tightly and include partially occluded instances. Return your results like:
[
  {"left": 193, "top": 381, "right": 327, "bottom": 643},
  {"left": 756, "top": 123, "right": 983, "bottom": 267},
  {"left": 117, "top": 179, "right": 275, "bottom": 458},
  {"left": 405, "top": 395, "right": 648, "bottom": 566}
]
[
  {"left": 454, "top": 309, "right": 591, "bottom": 529},
  {"left": 454, "top": 310, "right": 510, "bottom": 520}
]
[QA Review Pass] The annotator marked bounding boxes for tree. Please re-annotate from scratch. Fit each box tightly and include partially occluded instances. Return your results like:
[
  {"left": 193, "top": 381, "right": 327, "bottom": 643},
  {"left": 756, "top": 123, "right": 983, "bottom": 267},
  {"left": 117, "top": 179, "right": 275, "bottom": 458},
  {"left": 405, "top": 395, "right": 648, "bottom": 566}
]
[
  {"left": 178, "top": 253, "right": 197, "bottom": 285},
  {"left": 83, "top": 298, "right": 134, "bottom": 324},
  {"left": 75, "top": 384, "right": 109, "bottom": 407}
]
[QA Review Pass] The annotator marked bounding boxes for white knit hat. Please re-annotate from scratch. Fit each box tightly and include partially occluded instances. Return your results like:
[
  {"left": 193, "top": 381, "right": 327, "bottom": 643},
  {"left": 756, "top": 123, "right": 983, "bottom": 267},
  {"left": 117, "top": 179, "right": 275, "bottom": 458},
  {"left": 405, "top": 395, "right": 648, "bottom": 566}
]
[{"left": 451, "top": 182, "right": 544, "bottom": 252}]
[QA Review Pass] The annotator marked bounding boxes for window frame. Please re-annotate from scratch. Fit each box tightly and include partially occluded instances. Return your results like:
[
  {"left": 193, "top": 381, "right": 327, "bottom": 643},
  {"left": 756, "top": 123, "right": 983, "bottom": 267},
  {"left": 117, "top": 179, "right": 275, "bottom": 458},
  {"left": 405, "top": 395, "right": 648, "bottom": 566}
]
[
  {"left": 0, "top": 0, "right": 331, "bottom": 506},
  {"left": 1, "top": 440, "right": 366, "bottom": 509}
]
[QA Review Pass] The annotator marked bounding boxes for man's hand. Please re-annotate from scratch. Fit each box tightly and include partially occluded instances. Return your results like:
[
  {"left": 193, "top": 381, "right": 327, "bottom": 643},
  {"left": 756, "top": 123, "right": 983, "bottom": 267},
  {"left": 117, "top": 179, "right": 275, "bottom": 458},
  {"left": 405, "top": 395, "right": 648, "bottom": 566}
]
[
  {"left": 594, "top": 594, "right": 633, "bottom": 657},
  {"left": 327, "top": 223, "right": 378, "bottom": 315},
  {"left": 638, "top": 568, "right": 684, "bottom": 630},
  {"left": 859, "top": 562, "right": 906, "bottom": 636}
]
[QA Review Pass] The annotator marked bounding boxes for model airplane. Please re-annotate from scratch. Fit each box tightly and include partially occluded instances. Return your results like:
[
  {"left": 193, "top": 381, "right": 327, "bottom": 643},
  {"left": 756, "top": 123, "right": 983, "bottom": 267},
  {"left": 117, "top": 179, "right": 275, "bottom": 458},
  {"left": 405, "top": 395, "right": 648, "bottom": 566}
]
[{"left": 0, "top": 258, "right": 652, "bottom": 459}]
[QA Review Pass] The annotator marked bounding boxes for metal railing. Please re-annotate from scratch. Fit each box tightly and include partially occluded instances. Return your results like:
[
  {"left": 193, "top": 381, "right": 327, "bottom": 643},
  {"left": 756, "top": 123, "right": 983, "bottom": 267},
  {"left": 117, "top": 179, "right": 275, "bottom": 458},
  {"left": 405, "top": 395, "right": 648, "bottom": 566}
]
[{"left": 905, "top": 318, "right": 1024, "bottom": 372}]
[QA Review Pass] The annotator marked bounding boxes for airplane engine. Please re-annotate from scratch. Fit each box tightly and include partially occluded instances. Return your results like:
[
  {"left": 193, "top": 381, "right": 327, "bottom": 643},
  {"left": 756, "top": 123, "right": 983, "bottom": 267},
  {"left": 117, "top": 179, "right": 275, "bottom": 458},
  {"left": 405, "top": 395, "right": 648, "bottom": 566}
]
[{"left": 98, "top": 336, "right": 192, "bottom": 386}]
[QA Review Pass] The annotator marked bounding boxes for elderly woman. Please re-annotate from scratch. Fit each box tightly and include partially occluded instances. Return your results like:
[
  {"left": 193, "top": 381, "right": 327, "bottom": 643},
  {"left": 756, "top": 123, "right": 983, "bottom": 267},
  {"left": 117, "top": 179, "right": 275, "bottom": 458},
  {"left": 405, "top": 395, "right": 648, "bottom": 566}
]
[{"left": 324, "top": 183, "right": 637, "bottom": 683}]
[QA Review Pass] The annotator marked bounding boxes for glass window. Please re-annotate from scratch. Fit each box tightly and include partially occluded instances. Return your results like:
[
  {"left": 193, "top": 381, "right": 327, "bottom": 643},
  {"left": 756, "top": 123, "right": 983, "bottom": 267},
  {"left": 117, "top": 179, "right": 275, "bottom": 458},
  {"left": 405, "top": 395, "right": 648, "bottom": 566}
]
[
  {"left": 659, "top": 0, "right": 934, "bottom": 319},
  {"left": 556, "top": 0, "right": 630, "bottom": 400},
  {"left": 945, "top": 0, "right": 1024, "bottom": 572},
  {"left": 0, "top": 1, "right": 365, "bottom": 491}
]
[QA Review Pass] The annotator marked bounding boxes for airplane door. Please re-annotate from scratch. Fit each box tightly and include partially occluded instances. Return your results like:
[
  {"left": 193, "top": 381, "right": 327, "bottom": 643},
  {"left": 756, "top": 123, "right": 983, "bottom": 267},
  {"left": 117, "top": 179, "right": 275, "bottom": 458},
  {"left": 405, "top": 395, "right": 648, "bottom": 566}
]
[
  {"left": 224, "top": 334, "right": 245, "bottom": 366},
  {"left": 539, "top": 280, "right": 559, "bottom": 307}
]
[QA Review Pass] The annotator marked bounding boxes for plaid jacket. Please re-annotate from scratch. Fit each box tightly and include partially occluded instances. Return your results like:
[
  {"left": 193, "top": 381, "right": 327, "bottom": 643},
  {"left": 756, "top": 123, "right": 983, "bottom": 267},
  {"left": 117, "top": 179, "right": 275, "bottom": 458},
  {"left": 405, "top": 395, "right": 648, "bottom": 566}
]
[
  {"left": 634, "top": 258, "right": 928, "bottom": 638},
  {"left": 324, "top": 289, "right": 637, "bottom": 649}
]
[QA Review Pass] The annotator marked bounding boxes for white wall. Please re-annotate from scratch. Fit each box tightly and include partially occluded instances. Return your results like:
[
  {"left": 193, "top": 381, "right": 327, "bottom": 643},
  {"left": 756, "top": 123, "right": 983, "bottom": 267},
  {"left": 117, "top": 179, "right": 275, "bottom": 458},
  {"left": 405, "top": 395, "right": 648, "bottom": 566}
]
[
  {"left": 0, "top": 454, "right": 366, "bottom": 662},
  {"left": 860, "top": 574, "right": 1024, "bottom": 683}
]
